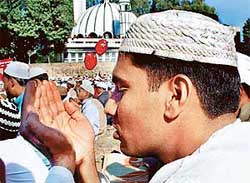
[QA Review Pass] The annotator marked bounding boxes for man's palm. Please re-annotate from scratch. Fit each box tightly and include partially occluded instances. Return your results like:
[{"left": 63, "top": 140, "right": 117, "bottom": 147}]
[{"left": 21, "top": 80, "right": 95, "bottom": 165}]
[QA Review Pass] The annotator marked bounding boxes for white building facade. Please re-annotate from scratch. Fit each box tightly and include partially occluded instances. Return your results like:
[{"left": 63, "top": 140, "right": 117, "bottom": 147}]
[{"left": 64, "top": 0, "right": 137, "bottom": 63}]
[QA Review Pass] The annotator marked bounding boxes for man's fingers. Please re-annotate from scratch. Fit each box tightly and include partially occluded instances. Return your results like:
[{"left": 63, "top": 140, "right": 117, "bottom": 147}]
[
  {"left": 34, "top": 80, "right": 42, "bottom": 113},
  {"left": 21, "top": 80, "right": 37, "bottom": 122},
  {"left": 40, "top": 83, "right": 53, "bottom": 125},
  {"left": 45, "top": 81, "right": 58, "bottom": 118},
  {"left": 64, "top": 101, "right": 89, "bottom": 122},
  {"left": 49, "top": 81, "right": 65, "bottom": 113}
]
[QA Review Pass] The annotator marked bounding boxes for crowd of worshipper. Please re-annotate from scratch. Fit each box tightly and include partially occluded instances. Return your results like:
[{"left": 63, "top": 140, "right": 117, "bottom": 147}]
[
  {"left": 0, "top": 62, "right": 115, "bottom": 139},
  {"left": 1, "top": 10, "right": 250, "bottom": 183}
]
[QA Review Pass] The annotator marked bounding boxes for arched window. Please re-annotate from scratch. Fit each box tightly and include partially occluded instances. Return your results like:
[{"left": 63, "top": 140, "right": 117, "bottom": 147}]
[
  {"left": 103, "top": 31, "right": 113, "bottom": 39},
  {"left": 88, "top": 32, "right": 98, "bottom": 38}
]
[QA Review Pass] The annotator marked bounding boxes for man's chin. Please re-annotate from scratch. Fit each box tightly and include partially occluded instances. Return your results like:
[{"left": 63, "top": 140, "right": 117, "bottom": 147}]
[{"left": 120, "top": 145, "right": 139, "bottom": 157}]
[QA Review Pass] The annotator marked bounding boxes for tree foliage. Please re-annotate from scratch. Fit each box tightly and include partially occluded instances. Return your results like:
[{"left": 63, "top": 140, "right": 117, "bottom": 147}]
[
  {"left": 130, "top": 0, "right": 150, "bottom": 16},
  {"left": 0, "top": 0, "right": 73, "bottom": 62},
  {"left": 243, "top": 19, "right": 250, "bottom": 44},
  {"left": 0, "top": 0, "right": 218, "bottom": 62},
  {"left": 242, "top": 18, "right": 250, "bottom": 55},
  {"left": 150, "top": 0, "right": 218, "bottom": 20}
]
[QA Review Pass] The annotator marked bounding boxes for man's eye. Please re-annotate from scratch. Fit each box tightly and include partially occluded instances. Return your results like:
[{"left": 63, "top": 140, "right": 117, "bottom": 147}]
[
  {"left": 112, "top": 87, "right": 126, "bottom": 101},
  {"left": 118, "top": 87, "right": 127, "bottom": 92}
]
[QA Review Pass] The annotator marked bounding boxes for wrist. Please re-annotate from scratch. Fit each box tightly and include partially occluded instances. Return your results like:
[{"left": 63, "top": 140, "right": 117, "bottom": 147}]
[
  {"left": 53, "top": 150, "right": 76, "bottom": 175},
  {"left": 76, "top": 151, "right": 99, "bottom": 183}
]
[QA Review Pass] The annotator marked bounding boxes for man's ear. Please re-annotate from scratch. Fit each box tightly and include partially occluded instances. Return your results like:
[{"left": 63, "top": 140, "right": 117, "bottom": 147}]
[
  {"left": 9, "top": 78, "right": 16, "bottom": 88},
  {"left": 162, "top": 74, "right": 192, "bottom": 122},
  {"left": 239, "top": 85, "right": 249, "bottom": 108}
]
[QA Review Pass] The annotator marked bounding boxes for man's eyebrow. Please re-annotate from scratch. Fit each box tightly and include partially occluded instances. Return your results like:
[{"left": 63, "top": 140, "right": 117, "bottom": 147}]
[{"left": 112, "top": 75, "right": 129, "bottom": 85}]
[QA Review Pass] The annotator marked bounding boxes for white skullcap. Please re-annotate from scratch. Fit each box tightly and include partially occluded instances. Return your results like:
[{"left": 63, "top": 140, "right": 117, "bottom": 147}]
[
  {"left": 119, "top": 10, "right": 239, "bottom": 67},
  {"left": 80, "top": 80, "right": 94, "bottom": 96},
  {"left": 67, "top": 78, "right": 76, "bottom": 87},
  {"left": 4, "top": 61, "right": 30, "bottom": 79},
  {"left": 237, "top": 52, "right": 250, "bottom": 86},
  {"left": 95, "top": 81, "right": 107, "bottom": 90},
  {"left": 29, "top": 67, "right": 47, "bottom": 79}
]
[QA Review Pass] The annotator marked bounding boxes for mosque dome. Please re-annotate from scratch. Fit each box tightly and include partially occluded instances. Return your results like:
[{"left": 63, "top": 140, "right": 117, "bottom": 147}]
[{"left": 71, "top": 0, "right": 137, "bottom": 38}]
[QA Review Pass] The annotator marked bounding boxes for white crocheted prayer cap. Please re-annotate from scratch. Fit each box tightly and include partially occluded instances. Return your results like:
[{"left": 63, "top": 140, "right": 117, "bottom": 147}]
[
  {"left": 120, "top": 10, "right": 239, "bottom": 67},
  {"left": 237, "top": 52, "right": 250, "bottom": 86},
  {"left": 29, "top": 67, "right": 47, "bottom": 79},
  {"left": 80, "top": 80, "right": 94, "bottom": 96},
  {"left": 4, "top": 61, "right": 30, "bottom": 79}
]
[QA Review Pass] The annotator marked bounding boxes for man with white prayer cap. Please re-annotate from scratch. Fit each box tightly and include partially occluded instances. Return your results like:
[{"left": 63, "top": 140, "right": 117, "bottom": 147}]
[
  {"left": 78, "top": 80, "right": 107, "bottom": 136},
  {"left": 237, "top": 52, "right": 250, "bottom": 121},
  {"left": 103, "top": 10, "right": 250, "bottom": 183},
  {"left": 17, "top": 10, "right": 250, "bottom": 182},
  {"left": 29, "top": 67, "right": 48, "bottom": 81},
  {"left": 3, "top": 61, "right": 29, "bottom": 111},
  {"left": 94, "top": 81, "right": 109, "bottom": 106},
  {"left": 63, "top": 78, "right": 77, "bottom": 102}
]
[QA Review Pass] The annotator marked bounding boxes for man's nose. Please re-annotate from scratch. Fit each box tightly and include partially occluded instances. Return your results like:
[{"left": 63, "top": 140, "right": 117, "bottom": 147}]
[{"left": 105, "top": 98, "right": 117, "bottom": 116}]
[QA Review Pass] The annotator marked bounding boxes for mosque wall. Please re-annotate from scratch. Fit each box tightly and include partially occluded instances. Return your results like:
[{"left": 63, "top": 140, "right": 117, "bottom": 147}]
[{"left": 30, "top": 62, "right": 116, "bottom": 78}]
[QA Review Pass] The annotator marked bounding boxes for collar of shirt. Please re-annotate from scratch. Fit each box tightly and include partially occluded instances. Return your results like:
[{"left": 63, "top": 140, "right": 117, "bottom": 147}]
[{"left": 14, "top": 92, "right": 24, "bottom": 112}]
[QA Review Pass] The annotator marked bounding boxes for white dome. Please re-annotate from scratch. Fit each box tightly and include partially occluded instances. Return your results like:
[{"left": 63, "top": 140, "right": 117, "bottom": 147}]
[{"left": 71, "top": 1, "right": 137, "bottom": 38}]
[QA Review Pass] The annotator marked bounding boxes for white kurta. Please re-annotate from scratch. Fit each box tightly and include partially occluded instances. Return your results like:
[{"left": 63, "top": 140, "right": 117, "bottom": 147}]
[
  {"left": 0, "top": 136, "right": 48, "bottom": 183},
  {"left": 150, "top": 119, "right": 250, "bottom": 183}
]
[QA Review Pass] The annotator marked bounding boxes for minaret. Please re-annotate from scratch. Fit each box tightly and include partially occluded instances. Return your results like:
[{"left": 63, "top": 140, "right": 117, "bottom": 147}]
[
  {"left": 73, "top": 0, "right": 86, "bottom": 24},
  {"left": 119, "top": 0, "right": 131, "bottom": 37},
  {"left": 119, "top": 0, "right": 131, "bottom": 12}
]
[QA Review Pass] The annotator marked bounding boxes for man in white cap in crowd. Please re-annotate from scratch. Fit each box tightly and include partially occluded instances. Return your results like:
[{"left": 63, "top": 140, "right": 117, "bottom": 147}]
[
  {"left": 29, "top": 67, "right": 49, "bottom": 81},
  {"left": 94, "top": 81, "right": 109, "bottom": 106},
  {"left": 63, "top": 78, "right": 78, "bottom": 102},
  {"left": 17, "top": 10, "right": 250, "bottom": 182},
  {"left": 75, "top": 76, "right": 82, "bottom": 93},
  {"left": 237, "top": 52, "right": 250, "bottom": 121},
  {"left": 3, "top": 61, "right": 29, "bottom": 111},
  {"left": 78, "top": 80, "right": 106, "bottom": 136},
  {"left": 94, "top": 81, "right": 112, "bottom": 124}
]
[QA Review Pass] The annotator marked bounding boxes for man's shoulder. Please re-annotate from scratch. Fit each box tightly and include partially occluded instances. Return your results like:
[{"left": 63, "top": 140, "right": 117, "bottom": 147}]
[
  {"left": 99, "top": 91, "right": 109, "bottom": 98},
  {"left": 0, "top": 136, "right": 36, "bottom": 163},
  {"left": 83, "top": 98, "right": 99, "bottom": 110},
  {"left": 151, "top": 122, "right": 250, "bottom": 182}
]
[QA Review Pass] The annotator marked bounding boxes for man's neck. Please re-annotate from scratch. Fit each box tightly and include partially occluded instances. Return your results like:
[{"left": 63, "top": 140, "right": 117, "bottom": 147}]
[
  {"left": 159, "top": 113, "right": 237, "bottom": 164},
  {"left": 15, "top": 86, "right": 25, "bottom": 98},
  {"left": 179, "top": 113, "right": 236, "bottom": 160}
]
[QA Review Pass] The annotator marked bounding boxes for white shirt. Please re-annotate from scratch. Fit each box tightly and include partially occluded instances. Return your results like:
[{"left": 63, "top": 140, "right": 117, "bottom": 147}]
[
  {"left": 150, "top": 119, "right": 250, "bottom": 183},
  {"left": 0, "top": 136, "right": 48, "bottom": 183},
  {"left": 63, "top": 88, "right": 77, "bottom": 102},
  {"left": 46, "top": 166, "right": 74, "bottom": 183},
  {"left": 81, "top": 98, "right": 100, "bottom": 135}
]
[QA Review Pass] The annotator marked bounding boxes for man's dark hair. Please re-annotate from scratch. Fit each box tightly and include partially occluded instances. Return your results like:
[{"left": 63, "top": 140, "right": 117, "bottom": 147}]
[
  {"left": 128, "top": 53, "right": 240, "bottom": 119},
  {"left": 3, "top": 73, "right": 27, "bottom": 86}
]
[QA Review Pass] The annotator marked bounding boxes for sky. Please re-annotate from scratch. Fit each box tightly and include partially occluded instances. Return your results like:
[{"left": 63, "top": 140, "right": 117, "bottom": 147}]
[{"left": 206, "top": 0, "right": 250, "bottom": 33}]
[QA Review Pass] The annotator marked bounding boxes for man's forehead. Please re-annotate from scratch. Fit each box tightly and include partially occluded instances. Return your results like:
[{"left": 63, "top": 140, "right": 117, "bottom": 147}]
[
  {"left": 112, "top": 54, "right": 132, "bottom": 81},
  {"left": 112, "top": 54, "right": 149, "bottom": 87}
]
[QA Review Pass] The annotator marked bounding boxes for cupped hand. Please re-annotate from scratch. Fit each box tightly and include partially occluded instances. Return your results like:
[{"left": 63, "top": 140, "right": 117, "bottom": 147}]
[{"left": 20, "top": 80, "right": 95, "bottom": 166}]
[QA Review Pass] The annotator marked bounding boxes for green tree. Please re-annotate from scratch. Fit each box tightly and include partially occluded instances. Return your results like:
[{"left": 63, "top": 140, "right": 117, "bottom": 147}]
[
  {"left": 131, "top": 0, "right": 150, "bottom": 16},
  {"left": 149, "top": 0, "right": 218, "bottom": 21},
  {"left": 0, "top": 0, "right": 73, "bottom": 62},
  {"left": 151, "top": 0, "right": 179, "bottom": 12},
  {"left": 242, "top": 18, "right": 250, "bottom": 56},
  {"left": 182, "top": 0, "right": 218, "bottom": 21}
]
